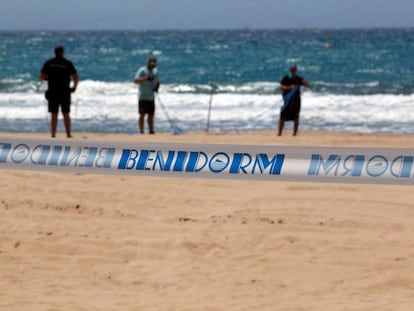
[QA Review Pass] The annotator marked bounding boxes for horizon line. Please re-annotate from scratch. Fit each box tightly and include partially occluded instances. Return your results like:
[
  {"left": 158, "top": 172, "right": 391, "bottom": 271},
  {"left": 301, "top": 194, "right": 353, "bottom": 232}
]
[{"left": 1, "top": 26, "right": 414, "bottom": 32}]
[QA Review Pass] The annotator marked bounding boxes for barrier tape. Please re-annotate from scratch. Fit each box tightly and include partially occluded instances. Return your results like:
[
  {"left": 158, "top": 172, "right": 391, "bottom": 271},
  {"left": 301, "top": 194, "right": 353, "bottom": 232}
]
[{"left": 1, "top": 136, "right": 414, "bottom": 185}]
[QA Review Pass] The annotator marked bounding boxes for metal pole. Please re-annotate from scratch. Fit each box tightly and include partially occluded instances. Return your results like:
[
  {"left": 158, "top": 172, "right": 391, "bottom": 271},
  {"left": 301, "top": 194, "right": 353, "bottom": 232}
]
[{"left": 206, "top": 84, "right": 214, "bottom": 132}]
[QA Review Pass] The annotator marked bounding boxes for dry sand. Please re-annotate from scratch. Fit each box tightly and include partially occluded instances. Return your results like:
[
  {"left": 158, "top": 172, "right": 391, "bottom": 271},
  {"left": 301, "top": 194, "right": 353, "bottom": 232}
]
[{"left": 1, "top": 130, "right": 414, "bottom": 311}]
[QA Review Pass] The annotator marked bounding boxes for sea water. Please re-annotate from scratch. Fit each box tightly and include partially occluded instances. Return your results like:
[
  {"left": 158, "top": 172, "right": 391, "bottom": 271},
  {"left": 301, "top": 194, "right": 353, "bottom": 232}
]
[{"left": 0, "top": 29, "right": 414, "bottom": 134}]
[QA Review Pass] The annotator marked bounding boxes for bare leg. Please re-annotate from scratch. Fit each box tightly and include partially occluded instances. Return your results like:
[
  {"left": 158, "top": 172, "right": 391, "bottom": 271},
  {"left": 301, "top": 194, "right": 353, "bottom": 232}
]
[
  {"left": 278, "top": 118, "right": 285, "bottom": 136},
  {"left": 293, "top": 118, "right": 299, "bottom": 136},
  {"left": 148, "top": 114, "right": 155, "bottom": 134},
  {"left": 51, "top": 113, "right": 58, "bottom": 138},
  {"left": 139, "top": 113, "right": 145, "bottom": 134},
  {"left": 63, "top": 113, "right": 72, "bottom": 138}
]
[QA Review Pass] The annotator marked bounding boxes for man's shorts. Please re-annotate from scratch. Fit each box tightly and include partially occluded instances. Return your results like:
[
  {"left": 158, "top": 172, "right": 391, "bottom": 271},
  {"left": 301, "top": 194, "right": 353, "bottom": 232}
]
[
  {"left": 138, "top": 99, "right": 155, "bottom": 115},
  {"left": 47, "top": 92, "right": 71, "bottom": 113}
]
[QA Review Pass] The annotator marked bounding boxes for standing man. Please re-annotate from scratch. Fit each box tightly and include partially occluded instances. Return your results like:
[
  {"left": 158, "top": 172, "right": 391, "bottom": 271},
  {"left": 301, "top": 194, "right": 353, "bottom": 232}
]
[
  {"left": 40, "top": 46, "right": 79, "bottom": 138},
  {"left": 134, "top": 57, "right": 160, "bottom": 134},
  {"left": 279, "top": 64, "right": 310, "bottom": 136}
]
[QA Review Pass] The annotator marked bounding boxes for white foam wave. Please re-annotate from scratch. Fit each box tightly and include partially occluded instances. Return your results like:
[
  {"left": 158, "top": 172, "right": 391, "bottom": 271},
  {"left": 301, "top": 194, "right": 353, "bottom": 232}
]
[{"left": 1, "top": 81, "right": 414, "bottom": 133}]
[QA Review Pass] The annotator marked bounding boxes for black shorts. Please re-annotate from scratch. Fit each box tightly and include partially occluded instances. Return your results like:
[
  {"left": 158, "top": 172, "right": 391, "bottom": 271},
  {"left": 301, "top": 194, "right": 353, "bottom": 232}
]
[
  {"left": 47, "top": 93, "right": 71, "bottom": 113},
  {"left": 139, "top": 99, "right": 155, "bottom": 115}
]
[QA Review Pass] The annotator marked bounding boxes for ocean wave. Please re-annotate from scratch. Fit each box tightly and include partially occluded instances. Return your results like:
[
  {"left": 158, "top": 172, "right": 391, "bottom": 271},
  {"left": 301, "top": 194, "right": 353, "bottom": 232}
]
[
  {"left": 1, "top": 84, "right": 414, "bottom": 134},
  {"left": 2, "top": 78, "right": 414, "bottom": 96}
]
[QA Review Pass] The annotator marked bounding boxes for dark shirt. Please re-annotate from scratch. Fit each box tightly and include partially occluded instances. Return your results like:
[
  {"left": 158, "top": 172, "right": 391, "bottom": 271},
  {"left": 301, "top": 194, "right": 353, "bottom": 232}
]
[
  {"left": 41, "top": 57, "right": 77, "bottom": 95},
  {"left": 280, "top": 75, "right": 304, "bottom": 96}
]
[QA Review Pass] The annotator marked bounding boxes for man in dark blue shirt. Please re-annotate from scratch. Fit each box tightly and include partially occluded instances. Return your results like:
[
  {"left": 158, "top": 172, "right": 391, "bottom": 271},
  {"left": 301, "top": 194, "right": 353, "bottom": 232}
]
[
  {"left": 279, "top": 64, "right": 310, "bottom": 136},
  {"left": 40, "top": 46, "right": 79, "bottom": 138}
]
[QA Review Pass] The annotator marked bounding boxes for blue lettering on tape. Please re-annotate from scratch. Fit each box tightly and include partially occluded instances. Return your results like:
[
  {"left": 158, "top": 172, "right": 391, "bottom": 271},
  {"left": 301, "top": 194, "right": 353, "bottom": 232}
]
[
  {"left": 391, "top": 156, "right": 413, "bottom": 178},
  {"left": 0, "top": 143, "right": 11, "bottom": 163},
  {"left": 174, "top": 151, "right": 188, "bottom": 172},
  {"left": 118, "top": 148, "right": 284, "bottom": 176},
  {"left": 154, "top": 150, "right": 175, "bottom": 171},
  {"left": 0, "top": 142, "right": 115, "bottom": 169},
  {"left": 308, "top": 153, "right": 414, "bottom": 179},
  {"left": 11, "top": 144, "right": 30, "bottom": 163}
]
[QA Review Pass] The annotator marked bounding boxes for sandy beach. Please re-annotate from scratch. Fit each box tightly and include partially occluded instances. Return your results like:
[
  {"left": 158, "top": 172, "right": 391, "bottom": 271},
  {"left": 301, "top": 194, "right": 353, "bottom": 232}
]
[{"left": 1, "top": 130, "right": 414, "bottom": 311}]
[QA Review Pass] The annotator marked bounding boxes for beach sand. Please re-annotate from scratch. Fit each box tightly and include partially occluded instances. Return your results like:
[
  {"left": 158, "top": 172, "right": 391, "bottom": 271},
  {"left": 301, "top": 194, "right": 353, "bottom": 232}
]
[{"left": 1, "top": 130, "right": 414, "bottom": 310}]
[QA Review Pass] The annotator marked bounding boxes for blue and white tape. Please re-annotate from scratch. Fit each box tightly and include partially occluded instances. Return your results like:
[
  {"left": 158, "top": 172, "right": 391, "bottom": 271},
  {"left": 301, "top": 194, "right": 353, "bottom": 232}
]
[{"left": 1, "top": 136, "right": 413, "bottom": 185}]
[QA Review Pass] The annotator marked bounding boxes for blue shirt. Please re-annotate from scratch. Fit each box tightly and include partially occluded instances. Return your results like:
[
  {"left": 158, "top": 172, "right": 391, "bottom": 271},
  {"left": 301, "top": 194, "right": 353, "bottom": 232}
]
[{"left": 135, "top": 66, "right": 159, "bottom": 101}]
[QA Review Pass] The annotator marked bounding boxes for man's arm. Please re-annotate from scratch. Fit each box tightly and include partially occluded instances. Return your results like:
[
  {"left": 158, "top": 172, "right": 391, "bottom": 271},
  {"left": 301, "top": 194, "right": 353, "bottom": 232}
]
[
  {"left": 39, "top": 72, "right": 48, "bottom": 81},
  {"left": 279, "top": 76, "right": 296, "bottom": 92},
  {"left": 280, "top": 83, "right": 295, "bottom": 92},
  {"left": 71, "top": 73, "right": 79, "bottom": 92},
  {"left": 134, "top": 76, "right": 152, "bottom": 84}
]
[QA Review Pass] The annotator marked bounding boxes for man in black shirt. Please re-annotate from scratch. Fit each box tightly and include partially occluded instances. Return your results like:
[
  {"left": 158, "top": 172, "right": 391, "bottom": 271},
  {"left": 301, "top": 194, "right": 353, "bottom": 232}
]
[
  {"left": 279, "top": 64, "right": 310, "bottom": 136},
  {"left": 40, "top": 46, "right": 79, "bottom": 138}
]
